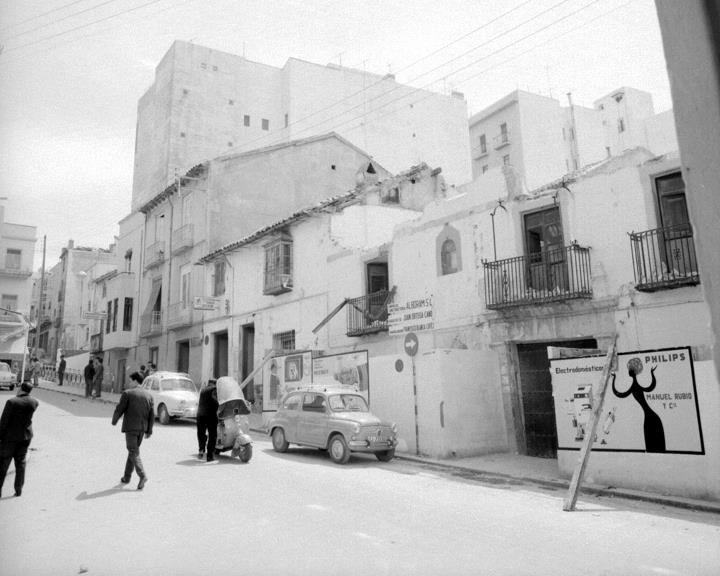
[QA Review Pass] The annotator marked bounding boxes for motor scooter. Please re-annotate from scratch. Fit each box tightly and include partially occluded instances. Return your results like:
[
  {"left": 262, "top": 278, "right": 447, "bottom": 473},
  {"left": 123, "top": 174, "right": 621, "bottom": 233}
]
[{"left": 215, "top": 376, "right": 253, "bottom": 462}]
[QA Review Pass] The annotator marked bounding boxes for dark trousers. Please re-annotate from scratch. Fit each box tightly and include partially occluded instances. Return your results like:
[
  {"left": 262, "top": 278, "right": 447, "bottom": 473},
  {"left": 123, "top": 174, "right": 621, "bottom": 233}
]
[
  {"left": 0, "top": 440, "right": 30, "bottom": 496},
  {"left": 84, "top": 378, "right": 93, "bottom": 397},
  {"left": 94, "top": 380, "right": 102, "bottom": 398},
  {"left": 58, "top": 371, "right": 64, "bottom": 386},
  {"left": 196, "top": 415, "right": 218, "bottom": 457},
  {"left": 123, "top": 432, "right": 146, "bottom": 481}
]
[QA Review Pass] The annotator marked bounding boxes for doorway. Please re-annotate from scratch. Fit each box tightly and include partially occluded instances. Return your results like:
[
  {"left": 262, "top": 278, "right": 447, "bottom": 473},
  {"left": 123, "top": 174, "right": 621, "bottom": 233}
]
[
  {"left": 117, "top": 358, "right": 126, "bottom": 392},
  {"left": 177, "top": 340, "right": 190, "bottom": 374},
  {"left": 524, "top": 206, "right": 567, "bottom": 292},
  {"left": 516, "top": 338, "right": 597, "bottom": 458},
  {"left": 241, "top": 324, "right": 255, "bottom": 401},
  {"left": 213, "top": 331, "right": 229, "bottom": 378}
]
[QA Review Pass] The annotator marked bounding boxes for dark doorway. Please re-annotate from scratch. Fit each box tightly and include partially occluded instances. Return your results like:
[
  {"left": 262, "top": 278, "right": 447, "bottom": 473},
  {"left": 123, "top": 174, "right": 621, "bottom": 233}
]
[
  {"left": 177, "top": 340, "right": 190, "bottom": 374},
  {"left": 241, "top": 324, "right": 255, "bottom": 402},
  {"left": 117, "top": 358, "right": 126, "bottom": 392},
  {"left": 516, "top": 338, "right": 597, "bottom": 458},
  {"left": 524, "top": 206, "right": 567, "bottom": 292},
  {"left": 213, "top": 331, "right": 229, "bottom": 378}
]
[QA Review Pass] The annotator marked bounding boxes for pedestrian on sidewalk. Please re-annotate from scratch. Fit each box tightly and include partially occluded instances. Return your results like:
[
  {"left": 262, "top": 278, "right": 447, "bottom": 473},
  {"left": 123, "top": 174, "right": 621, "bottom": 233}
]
[
  {"left": 0, "top": 382, "right": 39, "bottom": 498},
  {"left": 57, "top": 355, "right": 66, "bottom": 387},
  {"left": 29, "top": 357, "right": 40, "bottom": 387},
  {"left": 139, "top": 365, "right": 148, "bottom": 380},
  {"left": 196, "top": 379, "right": 218, "bottom": 462},
  {"left": 93, "top": 356, "right": 104, "bottom": 398},
  {"left": 112, "top": 371, "right": 153, "bottom": 490},
  {"left": 84, "top": 358, "right": 95, "bottom": 398}
]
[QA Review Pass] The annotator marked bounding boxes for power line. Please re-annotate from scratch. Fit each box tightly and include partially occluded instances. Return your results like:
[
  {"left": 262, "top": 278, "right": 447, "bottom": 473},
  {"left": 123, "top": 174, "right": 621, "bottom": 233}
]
[{"left": 0, "top": 0, "right": 88, "bottom": 34}]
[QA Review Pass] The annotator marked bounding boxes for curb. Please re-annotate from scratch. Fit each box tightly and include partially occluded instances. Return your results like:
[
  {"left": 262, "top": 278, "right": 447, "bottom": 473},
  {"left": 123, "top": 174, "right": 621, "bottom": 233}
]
[{"left": 35, "top": 383, "right": 119, "bottom": 406}]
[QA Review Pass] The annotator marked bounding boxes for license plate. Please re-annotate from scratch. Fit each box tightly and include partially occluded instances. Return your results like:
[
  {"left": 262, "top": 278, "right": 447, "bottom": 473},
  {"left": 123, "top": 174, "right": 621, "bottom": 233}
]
[{"left": 368, "top": 436, "right": 382, "bottom": 443}]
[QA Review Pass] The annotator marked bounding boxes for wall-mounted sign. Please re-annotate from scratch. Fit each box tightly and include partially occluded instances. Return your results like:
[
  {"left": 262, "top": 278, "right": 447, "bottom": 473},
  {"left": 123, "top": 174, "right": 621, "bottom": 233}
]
[
  {"left": 312, "top": 351, "right": 369, "bottom": 397},
  {"left": 82, "top": 311, "right": 108, "bottom": 320},
  {"left": 388, "top": 297, "right": 433, "bottom": 335},
  {"left": 551, "top": 346, "right": 704, "bottom": 454},
  {"left": 262, "top": 351, "right": 312, "bottom": 412},
  {"left": 193, "top": 296, "right": 220, "bottom": 311}
]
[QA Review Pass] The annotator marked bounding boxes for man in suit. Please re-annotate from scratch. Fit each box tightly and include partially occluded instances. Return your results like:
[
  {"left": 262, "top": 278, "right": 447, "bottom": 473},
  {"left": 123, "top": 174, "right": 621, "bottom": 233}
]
[
  {"left": 57, "top": 355, "right": 66, "bottom": 386},
  {"left": 112, "top": 371, "right": 154, "bottom": 490},
  {"left": 93, "top": 356, "right": 104, "bottom": 398},
  {"left": 83, "top": 358, "right": 95, "bottom": 398},
  {"left": 0, "top": 382, "right": 39, "bottom": 497},
  {"left": 196, "top": 379, "right": 218, "bottom": 462}
]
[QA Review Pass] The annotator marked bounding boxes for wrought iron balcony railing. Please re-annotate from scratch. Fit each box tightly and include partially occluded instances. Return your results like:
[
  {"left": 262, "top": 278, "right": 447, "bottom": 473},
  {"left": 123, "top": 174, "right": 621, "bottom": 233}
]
[
  {"left": 0, "top": 266, "right": 33, "bottom": 277},
  {"left": 493, "top": 132, "right": 510, "bottom": 149},
  {"left": 483, "top": 244, "right": 592, "bottom": 309},
  {"left": 145, "top": 241, "right": 165, "bottom": 269},
  {"left": 346, "top": 290, "right": 393, "bottom": 337},
  {"left": 630, "top": 224, "right": 700, "bottom": 291},
  {"left": 140, "top": 310, "right": 162, "bottom": 335},
  {"left": 172, "top": 224, "right": 194, "bottom": 255}
]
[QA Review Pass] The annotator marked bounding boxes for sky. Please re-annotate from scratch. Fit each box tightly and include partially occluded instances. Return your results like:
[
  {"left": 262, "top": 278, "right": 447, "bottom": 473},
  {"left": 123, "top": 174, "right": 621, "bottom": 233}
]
[{"left": 0, "top": 0, "right": 673, "bottom": 270}]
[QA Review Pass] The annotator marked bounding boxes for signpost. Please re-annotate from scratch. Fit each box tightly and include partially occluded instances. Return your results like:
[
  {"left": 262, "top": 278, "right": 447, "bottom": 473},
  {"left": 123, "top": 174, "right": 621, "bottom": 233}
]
[{"left": 404, "top": 332, "right": 421, "bottom": 455}]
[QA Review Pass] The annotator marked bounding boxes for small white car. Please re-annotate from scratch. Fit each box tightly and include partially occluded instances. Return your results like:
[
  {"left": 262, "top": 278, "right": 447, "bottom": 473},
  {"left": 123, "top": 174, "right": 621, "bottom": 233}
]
[
  {"left": 0, "top": 362, "right": 17, "bottom": 391},
  {"left": 140, "top": 371, "right": 199, "bottom": 424}
]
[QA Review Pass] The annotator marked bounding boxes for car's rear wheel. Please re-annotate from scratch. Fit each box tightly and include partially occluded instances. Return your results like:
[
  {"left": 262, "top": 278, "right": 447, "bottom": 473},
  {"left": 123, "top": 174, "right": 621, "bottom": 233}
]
[
  {"left": 328, "top": 434, "right": 350, "bottom": 465},
  {"left": 272, "top": 428, "right": 289, "bottom": 452},
  {"left": 158, "top": 404, "right": 170, "bottom": 425},
  {"left": 375, "top": 449, "right": 395, "bottom": 462}
]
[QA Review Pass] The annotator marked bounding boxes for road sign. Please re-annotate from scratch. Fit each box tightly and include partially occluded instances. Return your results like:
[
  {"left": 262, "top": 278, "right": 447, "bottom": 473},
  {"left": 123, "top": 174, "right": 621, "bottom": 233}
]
[{"left": 404, "top": 332, "right": 419, "bottom": 357}]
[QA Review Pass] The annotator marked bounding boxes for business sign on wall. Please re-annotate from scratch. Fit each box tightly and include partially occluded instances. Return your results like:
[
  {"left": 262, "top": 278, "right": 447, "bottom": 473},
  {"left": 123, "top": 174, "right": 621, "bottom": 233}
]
[
  {"left": 551, "top": 346, "right": 704, "bottom": 454},
  {"left": 312, "top": 351, "right": 369, "bottom": 400},
  {"left": 262, "top": 351, "right": 312, "bottom": 412},
  {"left": 388, "top": 297, "right": 434, "bottom": 335}
]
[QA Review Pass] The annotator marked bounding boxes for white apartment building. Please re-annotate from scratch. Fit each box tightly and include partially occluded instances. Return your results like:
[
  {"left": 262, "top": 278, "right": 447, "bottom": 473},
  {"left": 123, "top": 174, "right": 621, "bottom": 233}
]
[
  {"left": 132, "top": 40, "right": 471, "bottom": 211},
  {"left": 468, "top": 87, "right": 678, "bottom": 189}
]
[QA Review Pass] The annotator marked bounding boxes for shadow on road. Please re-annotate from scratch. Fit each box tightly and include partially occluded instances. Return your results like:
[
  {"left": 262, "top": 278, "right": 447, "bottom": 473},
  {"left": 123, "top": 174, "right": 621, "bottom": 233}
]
[
  {"left": 175, "top": 455, "right": 246, "bottom": 467},
  {"left": 76, "top": 485, "right": 139, "bottom": 501},
  {"left": 260, "top": 446, "right": 391, "bottom": 469}
]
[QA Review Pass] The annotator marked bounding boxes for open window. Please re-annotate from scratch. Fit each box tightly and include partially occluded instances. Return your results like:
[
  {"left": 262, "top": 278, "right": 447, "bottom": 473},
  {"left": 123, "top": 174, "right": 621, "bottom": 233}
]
[{"left": 524, "top": 206, "right": 568, "bottom": 292}]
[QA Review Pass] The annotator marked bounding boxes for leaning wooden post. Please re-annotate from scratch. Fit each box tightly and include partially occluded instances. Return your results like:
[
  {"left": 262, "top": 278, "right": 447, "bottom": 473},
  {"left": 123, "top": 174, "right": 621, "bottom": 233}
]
[{"left": 563, "top": 337, "right": 618, "bottom": 512}]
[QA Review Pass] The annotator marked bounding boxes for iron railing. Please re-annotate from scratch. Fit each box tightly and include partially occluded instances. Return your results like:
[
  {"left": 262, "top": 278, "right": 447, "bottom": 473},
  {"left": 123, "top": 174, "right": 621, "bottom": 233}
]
[
  {"left": 493, "top": 132, "right": 510, "bottom": 149},
  {"left": 630, "top": 224, "right": 699, "bottom": 291},
  {"left": 0, "top": 267, "right": 32, "bottom": 277},
  {"left": 483, "top": 244, "right": 592, "bottom": 309},
  {"left": 140, "top": 310, "right": 162, "bottom": 335},
  {"left": 346, "top": 290, "right": 393, "bottom": 337}
]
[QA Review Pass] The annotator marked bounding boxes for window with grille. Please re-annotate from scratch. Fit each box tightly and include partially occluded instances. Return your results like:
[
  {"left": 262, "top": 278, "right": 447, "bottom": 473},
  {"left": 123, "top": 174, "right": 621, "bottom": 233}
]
[
  {"left": 213, "top": 260, "right": 226, "bottom": 296},
  {"left": 5, "top": 249, "right": 21, "bottom": 269},
  {"left": 264, "top": 235, "right": 293, "bottom": 294},
  {"left": 273, "top": 330, "right": 295, "bottom": 351},
  {"left": 123, "top": 298, "right": 133, "bottom": 331}
]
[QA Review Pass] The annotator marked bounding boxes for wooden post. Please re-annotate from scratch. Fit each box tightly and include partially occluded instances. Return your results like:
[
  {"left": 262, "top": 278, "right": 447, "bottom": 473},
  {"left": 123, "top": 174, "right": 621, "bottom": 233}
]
[{"left": 563, "top": 337, "right": 618, "bottom": 512}]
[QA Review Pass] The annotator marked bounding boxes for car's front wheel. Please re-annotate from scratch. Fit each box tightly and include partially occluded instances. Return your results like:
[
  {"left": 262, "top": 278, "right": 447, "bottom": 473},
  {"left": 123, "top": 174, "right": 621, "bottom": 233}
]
[
  {"left": 375, "top": 449, "right": 395, "bottom": 462},
  {"left": 272, "top": 428, "right": 289, "bottom": 452},
  {"left": 158, "top": 404, "right": 171, "bottom": 425},
  {"left": 328, "top": 434, "right": 350, "bottom": 465}
]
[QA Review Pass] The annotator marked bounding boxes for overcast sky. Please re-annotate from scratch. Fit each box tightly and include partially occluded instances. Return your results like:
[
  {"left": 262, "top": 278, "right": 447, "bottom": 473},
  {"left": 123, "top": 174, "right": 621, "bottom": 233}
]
[{"left": 0, "top": 0, "right": 673, "bottom": 270}]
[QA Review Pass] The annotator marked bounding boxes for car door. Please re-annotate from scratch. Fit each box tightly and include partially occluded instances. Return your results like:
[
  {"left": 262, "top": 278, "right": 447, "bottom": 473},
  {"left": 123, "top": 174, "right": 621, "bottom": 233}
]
[
  {"left": 279, "top": 392, "right": 302, "bottom": 442},
  {"left": 145, "top": 376, "right": 160, "bottom": 415},
  {"left": 297, "top": 393, "right": 330, "bottom": 447}
]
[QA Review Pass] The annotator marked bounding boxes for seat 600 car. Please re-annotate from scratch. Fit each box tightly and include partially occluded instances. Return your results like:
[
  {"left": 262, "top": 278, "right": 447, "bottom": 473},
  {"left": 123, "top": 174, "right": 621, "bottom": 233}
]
[
  {"left": 140, "top": 371, "right": 199, "bottom": 424},
  {"left": 268, "top": 388, "right": 397, "bottom": 464},
  {"left": 0, "top": 362, "right": 17, "bottom": 391}
]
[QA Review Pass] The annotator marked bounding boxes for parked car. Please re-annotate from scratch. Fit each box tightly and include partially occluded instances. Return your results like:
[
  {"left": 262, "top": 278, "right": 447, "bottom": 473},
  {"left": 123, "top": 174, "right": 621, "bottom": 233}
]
[
  {"left": 140, "top": 371, "right": 199, "bottom": 424},
  {"left": 0, "top": 362, "right": 16, "bottom": 391},
  {"left": 268, "top": 387, "right": 397, "bottom": 464}
]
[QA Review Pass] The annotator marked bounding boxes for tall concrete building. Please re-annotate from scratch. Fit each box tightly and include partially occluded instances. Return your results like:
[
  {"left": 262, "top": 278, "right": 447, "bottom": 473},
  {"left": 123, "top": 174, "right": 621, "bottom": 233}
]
[{"left": 132, "top": 41, "right": 471, "bottom": 211}]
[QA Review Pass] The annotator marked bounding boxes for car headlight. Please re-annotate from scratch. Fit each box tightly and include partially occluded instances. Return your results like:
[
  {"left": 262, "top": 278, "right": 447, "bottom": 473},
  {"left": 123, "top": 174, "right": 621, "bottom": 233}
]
[{"left": 352, "top": 423, "right": 360, "bottom": 434}]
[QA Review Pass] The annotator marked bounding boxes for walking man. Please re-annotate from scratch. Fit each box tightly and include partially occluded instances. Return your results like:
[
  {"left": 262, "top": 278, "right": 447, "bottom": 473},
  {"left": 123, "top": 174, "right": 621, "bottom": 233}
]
[
  {"left": 83, "top": 358, "right": 95, "bottom": 398},
  {"left": 196, "top": 379, "right": 218, "bottom": 462},
  {"left": 57, "top": 355, "right": 66, "bottom": 387},
  {"left": 0, "top": 382, "right": 39, "bottom": 498},
  {"left": 93, "top": 356, "right": 104, "bottom": 398},
  {"left": 111, "top": 372, "right": 153, "bottom": 490}
]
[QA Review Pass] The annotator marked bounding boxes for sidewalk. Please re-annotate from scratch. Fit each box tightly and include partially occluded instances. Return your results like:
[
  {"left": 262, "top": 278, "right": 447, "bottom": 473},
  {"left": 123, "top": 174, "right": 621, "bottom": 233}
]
[{"left": 35, "top": 378, "right": 720, "bottom": 515}]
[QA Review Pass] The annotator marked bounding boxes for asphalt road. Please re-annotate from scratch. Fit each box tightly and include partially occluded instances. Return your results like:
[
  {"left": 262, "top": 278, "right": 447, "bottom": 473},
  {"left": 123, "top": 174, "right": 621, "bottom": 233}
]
[{"left": 1, "top": 388, "right": 719, "bottom": 576}]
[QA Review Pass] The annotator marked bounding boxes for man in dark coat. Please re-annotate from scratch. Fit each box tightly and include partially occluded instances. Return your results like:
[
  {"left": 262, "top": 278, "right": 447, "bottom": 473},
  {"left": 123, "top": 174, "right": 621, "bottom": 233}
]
[
  {"left": 0, "top": 382, "right": 39, "bottom": 497},
  {"left": 112, "top": 371, "right": 154, "bottom": 490},
  {"left": 93, "top": 356, "right": 104, "bottom": 398},
  {"left": 83, "top": 358, "right": 95, "bottom": 398},
  {"left": 57, "top": 355, "right": 66, "bottom": 386},
  {"left": 196, "top": 379, "right": 219, "bottom": 462}
]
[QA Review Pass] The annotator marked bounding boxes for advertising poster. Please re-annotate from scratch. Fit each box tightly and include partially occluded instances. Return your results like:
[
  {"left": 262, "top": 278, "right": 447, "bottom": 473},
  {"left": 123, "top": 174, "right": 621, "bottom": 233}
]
[
  {"left": 312, "top": 351, "right": 369, "bottom": 400},
  {"left": 551, "top": 347, "right": 703, "bottom": 454},
  {"left": 262, "top": 351, "right": 312, "bottom": 412}
]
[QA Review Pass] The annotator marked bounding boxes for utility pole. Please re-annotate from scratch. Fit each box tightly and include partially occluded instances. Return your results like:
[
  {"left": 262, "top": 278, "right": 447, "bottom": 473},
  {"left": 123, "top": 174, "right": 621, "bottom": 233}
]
[{"left": 34, "top": 235, "right": 46, "bottom": 358}]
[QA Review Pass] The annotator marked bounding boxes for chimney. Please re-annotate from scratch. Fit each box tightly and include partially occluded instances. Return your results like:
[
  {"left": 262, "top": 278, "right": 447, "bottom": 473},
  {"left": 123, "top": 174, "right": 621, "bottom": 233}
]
[{"left": 68, "top": 239, "right": 75, "bottom": 249}]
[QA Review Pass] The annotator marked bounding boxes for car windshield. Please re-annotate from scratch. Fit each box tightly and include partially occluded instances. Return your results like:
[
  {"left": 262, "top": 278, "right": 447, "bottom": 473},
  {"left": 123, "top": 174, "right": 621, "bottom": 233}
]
[
  {"left": 0, "top": 364, "right": 10, "bottom": 373},
  {"left": 328, "top": 394, "right": 369, "bottom": 412},
  {"left": 161, "top": 378, "right": 196, "bottom": 392}
]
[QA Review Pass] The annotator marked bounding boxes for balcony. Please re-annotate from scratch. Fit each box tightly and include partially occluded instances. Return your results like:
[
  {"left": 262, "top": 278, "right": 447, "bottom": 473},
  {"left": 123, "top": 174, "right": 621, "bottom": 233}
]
[
  {"left": 145, "top": 241, "right": 165, "bottom": 269},
  {"left": 90, "top": 332, "right": 103, "bottom": 353},
  {"left": 264, "top": 272, "right": 293, "bottom": 296},
  {"left": 472, "top": 145, "right": 489, "bottom": 159},
  {"left": 167, "top": 301, "right": 194, "bottom": 329},
  {"left": 630, "top": 224, "right": 700, "bottom": 291},
  {"left": 493, "top": 132, "right": 510, "bottom": 149},
  {"left": 0, "top": 266, "right": 32, "bottom": 277},
  {"left": 172, "top": 224, "right": 194, "bottom": 255},
  {"left": 140, "top": 310, "right": 162, "bottom": 336},
  {"left": 0, "top": 311, "right": 23, "bottom": 323},
  {"left": 483, "top": 244, "right": 592, "bottom": 309},
  {"left": 346, "top": 290, "right": 393, "bottom": 337}
]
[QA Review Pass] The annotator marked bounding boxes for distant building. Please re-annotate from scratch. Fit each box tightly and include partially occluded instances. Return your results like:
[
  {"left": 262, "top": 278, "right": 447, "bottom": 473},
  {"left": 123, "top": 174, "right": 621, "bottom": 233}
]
[
  {"left": 0, "top": 205, "right": 36, "bottom": 365},
  {"left": 468, "top": 87, "right": 678, "bottom": 189},
  {"left": 132, "top": 40, "right": 471, "bottom": 211}
]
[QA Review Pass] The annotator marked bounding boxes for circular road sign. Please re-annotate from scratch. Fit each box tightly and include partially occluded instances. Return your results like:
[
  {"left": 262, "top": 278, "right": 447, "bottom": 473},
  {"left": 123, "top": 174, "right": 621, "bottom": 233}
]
[{"left": 404, "top": 332, "right": 419, "bottom": 357}]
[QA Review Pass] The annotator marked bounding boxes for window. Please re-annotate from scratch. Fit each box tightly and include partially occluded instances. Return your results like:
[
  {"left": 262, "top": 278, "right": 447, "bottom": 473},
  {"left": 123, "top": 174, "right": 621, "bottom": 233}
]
[
  {"left": 606, "top": 146, "right": 611, "bottom": 157},
  {"left": 181, "top": 266, "right": 192, "bottom": 306},
  {"left": 618, "top": 118, "right": 625, "bottom": 133},
  {"left": 500, "top": 122, "right": 508, "bottom": 144},
  {"left": 123, "top": 298, "right": 133, "bottom": 331},
  {"left": 262, "top": 118, "right": 269, "bottom": 131},
  {"left": 436, "top": 225, "right": 462, "bottom": 276},
  {"left": 106, "top": 301, "right": 112, "bottom": 334},
  {"left": 124, "top": 249, "right": 132, "bottom": 273},
  {"left": 1, "top": 294, "right": 18, "bottom": 311},
  {"left": 284, "top": 113, "right": 289, "bottom": 128},
  {"left": 482, "top": 165, "right": 488, "bottom": 174},
  {"left": 244, "top": 115, "right": 250, "bottom": 127},
  {"left": 302, "top": 393, "right": 326, "bottom": 413},
  {"left": 272, "top": 330, "right": 295, "bottom": 351},
  {"left": 441, "top": 239, "right": 458, "bottom": 275},
  {"left": 5, "top": 249, "right": 21, "bottom": 269},
  {"left": 102, "top": 283, "right": 107, "bottom": 297},
  {"left": 503, "top": 154, "right": 510, "bottom": 166},
  {"left": 264, "top": 235, "right": 293, "bottom": 294},
  {"left": 523, "top": 206, "right": 567, "bottom": 292},
  {"left": 479, "top": 134, "right": 487, "bottom": 154},
  {"left": 213, "top": 260, "right": 226, "bottom": 297},
  {"left": 112, "top": 298, "right": 118, "bottom": 332}
]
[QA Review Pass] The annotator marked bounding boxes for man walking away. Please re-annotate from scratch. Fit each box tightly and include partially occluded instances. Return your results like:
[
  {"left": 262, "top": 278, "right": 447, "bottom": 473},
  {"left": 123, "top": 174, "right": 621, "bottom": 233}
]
[
  {"left": 57, "top": 355, "right": 66, "bottom": 387},
  {"left": 84, "top": 358, "right": 95, "bottom": 398},
  {"left": 0, "top": 382, "right": 39, "bottom": 497},
  {"left": 196, "top": 379, "right": 219, "bottom": 462},
  {"left": 112, "top": 372, "right": 153, "bottom": 490},
  {"left": 93, "top": 357, "right": 104, "bottom": 399}
]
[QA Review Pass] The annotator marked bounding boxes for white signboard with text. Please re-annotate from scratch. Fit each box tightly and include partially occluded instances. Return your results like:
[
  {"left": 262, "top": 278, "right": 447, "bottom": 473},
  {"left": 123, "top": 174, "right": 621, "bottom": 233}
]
[{"left": 388, "top": 297, "right": 433, "bottom": 335}]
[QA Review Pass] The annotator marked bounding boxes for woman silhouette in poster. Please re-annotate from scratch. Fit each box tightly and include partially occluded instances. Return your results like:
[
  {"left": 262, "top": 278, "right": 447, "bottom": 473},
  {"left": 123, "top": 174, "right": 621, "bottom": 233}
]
[{"left": 611, "top": 357, "right": 666, "bottom": 453}]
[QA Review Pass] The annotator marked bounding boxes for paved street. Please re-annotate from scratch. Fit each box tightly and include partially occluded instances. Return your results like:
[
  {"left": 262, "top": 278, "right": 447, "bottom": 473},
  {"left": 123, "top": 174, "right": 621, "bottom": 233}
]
[{"left": 1, "top": 388, "right": 719, "bottom": 576}]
